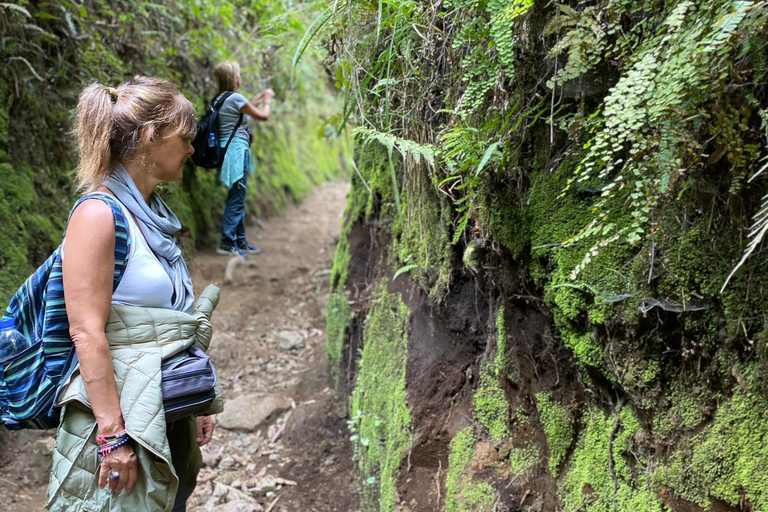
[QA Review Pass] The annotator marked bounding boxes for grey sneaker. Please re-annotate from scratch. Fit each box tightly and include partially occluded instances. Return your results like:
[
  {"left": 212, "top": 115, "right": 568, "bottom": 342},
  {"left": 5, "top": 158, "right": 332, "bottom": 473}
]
[
  {"left": 216, "top": 243, "right": 247, "bottom": 257},
  {"left": 237, "top": 240, "right": 262, "bottom": 255}
]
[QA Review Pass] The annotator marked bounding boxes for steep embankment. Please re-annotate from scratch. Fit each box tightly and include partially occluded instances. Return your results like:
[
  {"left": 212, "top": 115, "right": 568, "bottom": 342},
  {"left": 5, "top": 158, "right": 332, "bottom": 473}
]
[
  {"left": 0, "top": 0, "right": 350, "bottom": 308},
  {"left": 325, "top": 1, "right": 768, "bottom": 511}
]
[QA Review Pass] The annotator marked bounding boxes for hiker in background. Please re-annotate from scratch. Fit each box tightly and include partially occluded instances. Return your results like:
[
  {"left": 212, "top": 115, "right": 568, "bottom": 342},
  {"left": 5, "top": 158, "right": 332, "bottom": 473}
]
[
  {"left": 213, "top": 60, "right": 275, "bottom": 256},
  {"left": 51, "top": 76, "right": 221, "bottom": 512}
]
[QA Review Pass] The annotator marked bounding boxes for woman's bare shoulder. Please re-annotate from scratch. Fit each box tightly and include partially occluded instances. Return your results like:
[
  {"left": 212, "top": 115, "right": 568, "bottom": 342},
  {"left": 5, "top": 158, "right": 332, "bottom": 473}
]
[{"left": 68, "top": 196, "right": 116, "bottom": 240}]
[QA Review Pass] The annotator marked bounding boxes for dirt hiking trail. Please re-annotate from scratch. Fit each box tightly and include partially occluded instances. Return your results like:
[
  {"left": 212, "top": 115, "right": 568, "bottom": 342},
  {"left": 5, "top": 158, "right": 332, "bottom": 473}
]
[{"left": 0, "top": 181, "right": 361, "bottom": 512}]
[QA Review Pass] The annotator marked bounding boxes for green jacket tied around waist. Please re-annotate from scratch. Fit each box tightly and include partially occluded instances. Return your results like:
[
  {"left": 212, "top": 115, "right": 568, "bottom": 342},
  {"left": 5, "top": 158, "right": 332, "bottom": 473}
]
[{"left": 47, "top": 284, "right": 223, "bottom": 512}]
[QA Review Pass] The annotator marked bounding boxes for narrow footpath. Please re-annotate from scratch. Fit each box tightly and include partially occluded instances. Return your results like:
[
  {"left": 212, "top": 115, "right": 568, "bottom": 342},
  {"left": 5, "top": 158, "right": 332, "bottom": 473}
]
[{"left": 0, "top": 182, "right": 361, "bottom": 512}]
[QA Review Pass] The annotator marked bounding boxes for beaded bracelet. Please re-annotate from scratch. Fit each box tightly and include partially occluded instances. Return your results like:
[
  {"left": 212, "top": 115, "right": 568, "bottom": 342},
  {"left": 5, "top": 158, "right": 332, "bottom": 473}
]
[
  {"left": 96, "top": 429, "right": 128, "bottom": 447},
  {"left": 98, "top": 436, "right": 130, "bottom": 457}
]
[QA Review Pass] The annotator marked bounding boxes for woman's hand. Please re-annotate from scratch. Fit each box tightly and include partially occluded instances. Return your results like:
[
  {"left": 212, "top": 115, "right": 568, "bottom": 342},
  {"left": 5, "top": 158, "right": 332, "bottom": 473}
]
[
  {"left": 196, "top": 416, "right": 215, "bottom": 446},
  {"left": 98, "top": 443, "right": 138, "bottom": 493},
  {"left": 253, "top": 89, "right": 275, "bottom": 104}
]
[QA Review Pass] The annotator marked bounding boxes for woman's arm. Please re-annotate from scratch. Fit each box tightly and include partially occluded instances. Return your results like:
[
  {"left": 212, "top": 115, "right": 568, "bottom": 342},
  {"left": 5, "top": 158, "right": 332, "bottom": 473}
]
[
  {"left": 241, "top": 101, "right": 271, "bottom": 121},
  {"left": 241, "top": 89, "right": 275, "bottom": 121},
  {"left": 62, "top": 199, "right": 137, "bottom": 493},
  {"left": 63, "top": 200, "right": 123, "bottom": 432}
]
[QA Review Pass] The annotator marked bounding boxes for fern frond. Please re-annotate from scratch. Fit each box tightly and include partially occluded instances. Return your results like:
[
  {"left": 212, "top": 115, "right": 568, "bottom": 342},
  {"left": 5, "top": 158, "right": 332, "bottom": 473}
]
[
  {"left": 544, "top": 4, "right": 579, "bottom": 36},
  {"left": 393, "top": 264, "right": 419, "bottom": 280},
  {"left": 7, "top": 56, "right": 43, "bottom": 80},
  {"left": 22, "top": 23, "right": 60, "bottom": 40},
  {"left": 547, "top": 33, "right": 575, "bottom": 58},
  {"left": 748, "top": 154, "right": 768, "bottom": 183},
  {"left": 475, "top": 141, "right": 502, "bottom": 176},
  {"left": 292, "top": 7, "right": 339, "bottom": 81},
  {"left": 721, "top": 192, "right": 768, "bottom": 293},
  {"left": 355, "top": 127, "right": 439, "bottom": 168},
  {"left": 0, "top": 3, "right": 31, "bottom": 17}
]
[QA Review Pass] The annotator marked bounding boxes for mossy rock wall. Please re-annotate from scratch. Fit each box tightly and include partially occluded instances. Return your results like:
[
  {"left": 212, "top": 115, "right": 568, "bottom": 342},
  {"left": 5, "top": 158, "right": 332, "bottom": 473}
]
[
  {"left": 325, "top": 0, "right": 768, "bottom": 510},
  {"left": 0, "top": 0, "right": 350, "bottom": 308}
]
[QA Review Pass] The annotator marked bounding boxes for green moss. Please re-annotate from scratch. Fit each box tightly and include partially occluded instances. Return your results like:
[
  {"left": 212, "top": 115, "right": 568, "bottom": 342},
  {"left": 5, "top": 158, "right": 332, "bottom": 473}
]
[
  {"left": 514, "top": 405, "right": 530, "bottom": 424},
  {"left": 326, "top": 291, "right": 351, "bottom": 386},
  {"left": 330, "top": 178, "right": 369, "bottom": 293},
  {"left": 460, "top": 483, "right": 496, "bottom": 509},
  {"left": 446, "top": 427, "right": 497, "bottom": 512},
  {"left": 326, "top": 178, "right": 370, "bottom": 389},
  {"left": 656, "top": 367, "right": 768, "bottom": 510},
  {"left": 349, "top": 281, "right": 412, "bottom": 511},
  {"left": 641, "top": 359, "right": 660, "bottom": 386},
  {"left": 669, "top": 390, "right": 706, "bottom": 430},
  {"left": 535, "top": 392, "right": 574, "bottom": 477},
  {"left": 494, "top": 307, "right": 512, "bottom": 381},
  {"left": 527, "top": 157, "right": 638, "bottom": 374},
  {"left": 350, "top": 143, "right": 452, "bottom": 299},
  {"left": 472, "top": 308, "right": 514, "bottom": 441},
  {"left": 0, "top": 162, "right": 69, "bottom": 306},
  {"left": 474, "top": 369, "right": 510, "bottom": 442},
  {"left": 446, "top": 427, "right": 477, "bottom": 509},
  {"left": 509, "top": 443, "right": 541, "bottom": 476},
  {"left": 560, "top": 405, "right": 663, "bottom": 512},
  {"left": 390, "top": 184, "right": 453, "bottom": 299},
  {"left": 486, "top": 195, "right": 530, "bottom": 260}
]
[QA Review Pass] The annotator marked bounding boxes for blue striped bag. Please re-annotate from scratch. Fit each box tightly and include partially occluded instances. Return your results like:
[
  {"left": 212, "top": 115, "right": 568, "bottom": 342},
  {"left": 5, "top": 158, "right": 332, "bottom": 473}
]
[{"left": 0, "top": 193, "right": 131, "bottom": 430}]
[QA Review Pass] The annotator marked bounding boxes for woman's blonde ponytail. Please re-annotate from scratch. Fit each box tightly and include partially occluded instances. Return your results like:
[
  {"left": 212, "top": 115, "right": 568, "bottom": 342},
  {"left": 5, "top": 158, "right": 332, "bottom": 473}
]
[
  {"left": 72, "top": 77, "right": 197, "bottom": 192},
  {"left": 74, "top": 84, "right": 116, "bottom": 192}
]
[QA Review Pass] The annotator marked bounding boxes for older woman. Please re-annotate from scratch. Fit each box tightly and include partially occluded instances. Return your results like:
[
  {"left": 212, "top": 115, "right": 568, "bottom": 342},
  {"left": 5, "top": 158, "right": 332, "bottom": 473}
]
[
  {"left": 51, "top": 76, "right": 220, "bottom": 512},
  {"left": 212, "top": 61, "right": 275, "bottom": 256}
]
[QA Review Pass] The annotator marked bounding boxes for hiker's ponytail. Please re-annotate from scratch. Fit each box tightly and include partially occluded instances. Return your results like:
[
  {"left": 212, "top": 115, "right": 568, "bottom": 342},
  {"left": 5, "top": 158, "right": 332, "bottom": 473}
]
[
  {"left": 74, "top": 84, "right": 115, "bottom": 192},
  {"left": 73, "top": 77, "right": 197, "bottom": 192}
]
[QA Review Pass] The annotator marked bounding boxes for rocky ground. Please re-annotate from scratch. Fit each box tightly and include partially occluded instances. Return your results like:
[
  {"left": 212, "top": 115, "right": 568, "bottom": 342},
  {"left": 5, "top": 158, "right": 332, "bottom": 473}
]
[{"left": 0, "top": 181, "right": 361, "bottom": 512}]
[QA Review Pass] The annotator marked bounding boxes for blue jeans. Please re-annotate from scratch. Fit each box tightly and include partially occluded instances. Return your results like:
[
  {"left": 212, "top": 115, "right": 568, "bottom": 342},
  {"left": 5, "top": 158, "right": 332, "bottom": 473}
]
[{"left": 221, "top": 172, "right": 247, "bottom": 246}]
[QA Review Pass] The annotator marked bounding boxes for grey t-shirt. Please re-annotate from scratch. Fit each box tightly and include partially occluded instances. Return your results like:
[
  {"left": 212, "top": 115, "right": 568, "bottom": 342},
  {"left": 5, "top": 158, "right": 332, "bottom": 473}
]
[{"left": 215, "top": 92, "right": 251, "bottom": 142}]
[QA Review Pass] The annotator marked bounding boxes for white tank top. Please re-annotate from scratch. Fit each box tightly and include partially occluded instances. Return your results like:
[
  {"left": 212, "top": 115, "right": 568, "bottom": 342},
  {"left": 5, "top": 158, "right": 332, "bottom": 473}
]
[{"left": 111, "top": 201, "right": 174, "bottom": 309}]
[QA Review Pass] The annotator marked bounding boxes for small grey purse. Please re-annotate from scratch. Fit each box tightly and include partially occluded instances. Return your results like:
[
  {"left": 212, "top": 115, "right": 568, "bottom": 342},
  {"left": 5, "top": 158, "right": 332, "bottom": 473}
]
[{"left": 161, "top": 346, "right": 217, "bottom": 423}]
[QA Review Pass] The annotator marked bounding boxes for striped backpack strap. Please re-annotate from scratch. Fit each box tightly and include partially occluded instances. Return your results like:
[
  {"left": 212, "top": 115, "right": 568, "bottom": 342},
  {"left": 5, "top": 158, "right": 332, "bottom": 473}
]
[{"left": 0, "top": 193, "right": 132, "bottom": 430}]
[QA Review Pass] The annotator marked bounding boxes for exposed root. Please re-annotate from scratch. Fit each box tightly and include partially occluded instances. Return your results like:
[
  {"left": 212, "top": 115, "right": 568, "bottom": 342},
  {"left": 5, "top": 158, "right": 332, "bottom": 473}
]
[{"left": 223, "top": 254, "right": 246, "bottom": 285}]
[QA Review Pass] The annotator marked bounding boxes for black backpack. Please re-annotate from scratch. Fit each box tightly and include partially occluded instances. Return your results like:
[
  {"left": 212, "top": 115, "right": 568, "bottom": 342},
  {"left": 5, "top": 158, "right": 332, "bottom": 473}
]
[{"left": 191, "top": 91, "right": 243, "bottom": 169}]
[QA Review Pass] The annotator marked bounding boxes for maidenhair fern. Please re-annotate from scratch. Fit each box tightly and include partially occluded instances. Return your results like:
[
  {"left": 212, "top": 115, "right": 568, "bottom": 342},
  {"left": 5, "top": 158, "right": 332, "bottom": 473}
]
[
  {"left": 446, "top": 0, "right": 532, "bottom": 111},
  {"left": 559, "top": 0, "right": 758, "bottom": 263}
]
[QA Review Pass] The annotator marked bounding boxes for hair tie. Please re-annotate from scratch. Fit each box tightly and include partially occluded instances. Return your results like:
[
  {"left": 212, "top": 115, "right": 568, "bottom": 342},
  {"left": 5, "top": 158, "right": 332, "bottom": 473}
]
[{"left": 108, "top": 87, "right": 118, "bottom": 103}]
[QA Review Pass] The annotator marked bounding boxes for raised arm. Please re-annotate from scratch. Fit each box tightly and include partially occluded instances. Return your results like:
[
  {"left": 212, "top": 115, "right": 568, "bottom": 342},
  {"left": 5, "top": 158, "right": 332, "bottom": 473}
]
[
  {"left": 62, "top": 198, "right": 137, "bottom": 493},
  {"left": 241, "top": 88, "right": 275, "bottom": 121}
]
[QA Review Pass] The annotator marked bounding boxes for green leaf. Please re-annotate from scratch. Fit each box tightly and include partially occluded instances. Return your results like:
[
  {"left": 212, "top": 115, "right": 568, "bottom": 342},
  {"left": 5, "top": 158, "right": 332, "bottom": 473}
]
[
  {"left": 475, "top": 141, "right": 502, "bottom": 176},
  {"left": 393, "top": 264, "right": 419, "bottom": 281},
  {"left": 0, "top": 3, "right": 31, "bottom": 17}
]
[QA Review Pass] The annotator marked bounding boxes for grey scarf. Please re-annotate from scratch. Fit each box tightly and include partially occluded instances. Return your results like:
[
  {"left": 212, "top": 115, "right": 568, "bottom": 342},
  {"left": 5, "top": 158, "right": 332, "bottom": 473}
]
[{"left": 105, "top": 165, "right": 194, "bottom": 313}]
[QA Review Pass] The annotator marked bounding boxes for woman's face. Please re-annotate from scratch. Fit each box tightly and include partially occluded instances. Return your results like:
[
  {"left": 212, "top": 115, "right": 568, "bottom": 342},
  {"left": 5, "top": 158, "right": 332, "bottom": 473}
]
[
  {"left": 146, "top": 133, "right": 194, "bottom": 183},
  {"left": 234, "top": 73, "right": 242, "bottom": 90}
]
